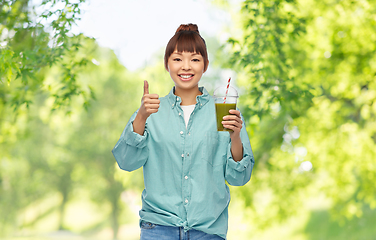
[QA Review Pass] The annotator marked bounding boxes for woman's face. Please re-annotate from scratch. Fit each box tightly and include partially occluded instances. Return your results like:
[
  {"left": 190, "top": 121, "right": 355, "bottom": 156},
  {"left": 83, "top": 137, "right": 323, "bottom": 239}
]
[{"left": 167, "top": 50, "right": 206, "bottom": 92}]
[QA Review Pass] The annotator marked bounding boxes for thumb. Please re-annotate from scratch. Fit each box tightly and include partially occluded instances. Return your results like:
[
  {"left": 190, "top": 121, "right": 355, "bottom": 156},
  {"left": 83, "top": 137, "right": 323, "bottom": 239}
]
[{"left": 143, "top": 80, "right": 149, "bottom": 95}]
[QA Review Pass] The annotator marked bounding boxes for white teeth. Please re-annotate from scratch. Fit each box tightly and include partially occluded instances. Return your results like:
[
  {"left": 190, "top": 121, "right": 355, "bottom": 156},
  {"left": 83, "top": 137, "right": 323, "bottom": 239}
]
[{"left": 180, "top": 75, "right": 192, "bottom": 79}]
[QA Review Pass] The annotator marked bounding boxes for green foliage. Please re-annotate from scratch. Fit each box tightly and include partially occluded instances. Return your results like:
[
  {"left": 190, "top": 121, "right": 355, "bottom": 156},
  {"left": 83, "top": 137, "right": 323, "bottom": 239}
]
[
  {"left": 224, "top": 0, "right": 376, "bottom": 231},
  {"left": 229, "top": 0, "right": 313, "bottom": 119},
  {"left": 1, "top": 3, "right": 94, "bottom": 231},
  {"left": 304, "top": 206, "right": 376, "bottom": 240},
  {"left": 0, "top": 0, "right": 91, "bottom": 112}
]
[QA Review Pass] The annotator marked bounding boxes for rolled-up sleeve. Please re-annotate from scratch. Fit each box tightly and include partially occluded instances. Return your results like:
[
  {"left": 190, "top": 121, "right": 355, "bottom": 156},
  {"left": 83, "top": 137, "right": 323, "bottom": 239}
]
[
  {"left": 112, "top": 111, "right": 149, "bottom": 172},
  {"left": 225, "top": 115, "right": 255, "bottom": 186}
]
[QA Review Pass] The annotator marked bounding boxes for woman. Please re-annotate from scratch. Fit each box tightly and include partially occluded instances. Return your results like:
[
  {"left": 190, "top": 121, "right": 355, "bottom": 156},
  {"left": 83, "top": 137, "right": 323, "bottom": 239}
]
[{"left": 112, "top": 23, "right": 254, "bottom": 240}]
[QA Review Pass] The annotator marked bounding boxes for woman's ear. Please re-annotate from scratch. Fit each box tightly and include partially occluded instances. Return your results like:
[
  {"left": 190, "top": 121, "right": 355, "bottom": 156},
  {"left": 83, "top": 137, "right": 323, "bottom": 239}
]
[
  {"left": 165, "top": 62, "right": 170, "bottom": 72},
  {"left": 204, "top": 59, "right": 209, "bottom": 73}
]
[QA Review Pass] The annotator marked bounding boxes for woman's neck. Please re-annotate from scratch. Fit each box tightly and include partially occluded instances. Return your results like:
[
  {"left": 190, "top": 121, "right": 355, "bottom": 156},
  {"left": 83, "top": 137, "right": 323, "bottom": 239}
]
[{"left": 175, "top": 86, "right": 202, "bottom": 106}]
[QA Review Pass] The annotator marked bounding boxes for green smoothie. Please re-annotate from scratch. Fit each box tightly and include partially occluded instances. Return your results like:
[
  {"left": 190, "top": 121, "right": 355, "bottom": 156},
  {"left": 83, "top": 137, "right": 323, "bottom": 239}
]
[{"left": 215, "top": 103, "right": 237, "bottom": 131}]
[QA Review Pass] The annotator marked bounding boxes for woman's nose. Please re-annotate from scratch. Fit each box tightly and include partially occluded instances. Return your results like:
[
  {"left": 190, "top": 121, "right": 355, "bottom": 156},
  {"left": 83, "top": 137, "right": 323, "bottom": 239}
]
[{"left": 182, "top": 61, "right": 191, "bottom": 70}]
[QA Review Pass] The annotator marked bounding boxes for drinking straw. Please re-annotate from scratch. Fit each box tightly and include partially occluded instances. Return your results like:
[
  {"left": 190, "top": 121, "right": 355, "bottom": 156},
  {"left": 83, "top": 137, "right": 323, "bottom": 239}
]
[{"left": 223, "top": 77, "right": 231, "bottom": 103}]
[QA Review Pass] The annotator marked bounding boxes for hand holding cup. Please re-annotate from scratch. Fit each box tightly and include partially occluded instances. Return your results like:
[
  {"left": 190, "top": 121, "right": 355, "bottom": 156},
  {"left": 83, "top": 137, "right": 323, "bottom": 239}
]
[{"left": 222, "top": 109, "right": 243, "bottom": 136}]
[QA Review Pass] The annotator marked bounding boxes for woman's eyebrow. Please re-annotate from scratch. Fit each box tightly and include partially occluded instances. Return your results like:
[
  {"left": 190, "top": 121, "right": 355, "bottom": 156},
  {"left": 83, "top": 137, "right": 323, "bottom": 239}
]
[{"left": 172, "top": 52, "right": 201, "bottom": 56}]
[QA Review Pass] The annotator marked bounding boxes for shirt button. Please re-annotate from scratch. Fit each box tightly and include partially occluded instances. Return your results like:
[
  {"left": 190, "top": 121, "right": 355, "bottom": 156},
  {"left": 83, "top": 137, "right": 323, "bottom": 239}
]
[
  {"left": 180, "top": 131, "right": 183, "bottom": 135},
  {"left": 181, "top": 154, "right": 184, "bottom": 157},
  {"left": 185, "top": 176, "right": 188, "bottom": 180},
  {"left": 172, "top": 104, "right": 174, "bottom": 106},
  {"left": 187, "top": 153, "right": 189, "bottom": 156},
  {"left": 179, "top": 112, "right": 181, "bottom": 116},
  {"left": 185, "top": 199, "right": 188, "bottom": 203}
]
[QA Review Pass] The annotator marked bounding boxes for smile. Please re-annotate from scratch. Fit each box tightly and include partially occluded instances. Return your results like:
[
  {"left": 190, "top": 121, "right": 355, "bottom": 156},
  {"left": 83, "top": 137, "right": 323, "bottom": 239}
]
[
  {"left": 179, "top": 75, "right": 193, "bottom": 79},
  {"left": 179, "top": 74, "right": 194, "bottom": 81}
]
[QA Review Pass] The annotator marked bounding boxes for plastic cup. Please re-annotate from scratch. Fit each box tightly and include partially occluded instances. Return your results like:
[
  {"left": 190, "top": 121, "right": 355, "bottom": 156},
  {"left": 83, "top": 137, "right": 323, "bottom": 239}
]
[{"left": 213, "top": 86, "right": 239, "bottom": 131}]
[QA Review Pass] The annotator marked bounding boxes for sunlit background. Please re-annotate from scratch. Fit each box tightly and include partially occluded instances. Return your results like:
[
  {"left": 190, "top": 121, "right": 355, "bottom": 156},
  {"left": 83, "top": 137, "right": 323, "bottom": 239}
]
[
  {"left": 1, "top": 0, "right": 376, "bottom": 239},
  {"left": 71, "top": 0, "right": 239, "bottom": 89},
  {"left": 73, "top": 0, "right": 233, "bottom": 71}
]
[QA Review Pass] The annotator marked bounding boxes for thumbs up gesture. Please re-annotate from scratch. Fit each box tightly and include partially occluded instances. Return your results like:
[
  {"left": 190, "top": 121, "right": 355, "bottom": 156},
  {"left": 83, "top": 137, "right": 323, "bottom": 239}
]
[
  {"left": 138, "top": 80, "right": 160, "bottom": 120},
  {"left": 133, "top": 81, "right": 160, "bottom": 135}
]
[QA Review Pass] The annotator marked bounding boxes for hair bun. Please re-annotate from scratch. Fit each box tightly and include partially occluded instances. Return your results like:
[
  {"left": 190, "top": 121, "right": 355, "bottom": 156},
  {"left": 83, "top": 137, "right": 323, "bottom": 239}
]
[{"left": 175, "top": 23, "right": 200, "bottom": 34}]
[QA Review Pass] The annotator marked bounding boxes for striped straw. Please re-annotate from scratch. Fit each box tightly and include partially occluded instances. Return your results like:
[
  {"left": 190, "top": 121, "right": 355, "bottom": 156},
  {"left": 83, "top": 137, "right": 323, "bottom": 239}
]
[{"left": 223, "top": 77, "right": 231, "bottom": 103}]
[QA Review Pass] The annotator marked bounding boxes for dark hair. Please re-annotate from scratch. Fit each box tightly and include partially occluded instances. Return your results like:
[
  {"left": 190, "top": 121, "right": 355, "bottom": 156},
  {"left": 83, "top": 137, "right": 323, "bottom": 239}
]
[{"left": 164, "top": 23, "right": 209, "bottom": 71}]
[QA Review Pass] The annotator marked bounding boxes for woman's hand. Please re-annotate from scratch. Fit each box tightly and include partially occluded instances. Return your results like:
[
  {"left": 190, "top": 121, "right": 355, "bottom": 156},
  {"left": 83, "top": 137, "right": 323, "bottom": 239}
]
[
  {"left": 133, "top": 81, "right": 160, "bottom": 135},
  {"left": 222, "top": 109, "right": 243, "bottom": 138},
  {"left": 138, "top": 80, "right": 160, "bottom": 121}
]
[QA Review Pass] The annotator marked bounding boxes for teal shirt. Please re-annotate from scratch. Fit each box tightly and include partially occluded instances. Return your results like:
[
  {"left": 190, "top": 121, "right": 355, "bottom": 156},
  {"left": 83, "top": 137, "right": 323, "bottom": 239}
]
[{"left": 112, "top": 87, "right": 254, "bottom": 239}]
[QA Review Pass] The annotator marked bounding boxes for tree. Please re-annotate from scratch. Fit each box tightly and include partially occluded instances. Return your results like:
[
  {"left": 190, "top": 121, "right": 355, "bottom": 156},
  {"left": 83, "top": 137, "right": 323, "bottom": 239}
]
[
  {"left": 0, "top": 0, "right": 93, "bottom": 110},
  {"left": 0, "top": 0, "right": 92, "bottom": 235},
  {"left": 0, "top": 0, "right": 93, "bottom": 155},
  {"left": 222, "top": 0, "right": 376, "bottom": 233}
]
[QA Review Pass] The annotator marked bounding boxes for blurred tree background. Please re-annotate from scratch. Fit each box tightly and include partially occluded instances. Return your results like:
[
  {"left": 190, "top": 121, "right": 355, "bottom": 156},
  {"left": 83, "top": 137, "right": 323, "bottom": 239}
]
[{"left": 1, "top": 0, "right": 376, "bottom": 239}]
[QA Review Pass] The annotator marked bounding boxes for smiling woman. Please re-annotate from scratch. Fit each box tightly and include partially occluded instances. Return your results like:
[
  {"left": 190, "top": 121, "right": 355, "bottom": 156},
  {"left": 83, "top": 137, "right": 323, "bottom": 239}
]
[{"left": 112, "top": 23, "right": 255, "bottom": 240}]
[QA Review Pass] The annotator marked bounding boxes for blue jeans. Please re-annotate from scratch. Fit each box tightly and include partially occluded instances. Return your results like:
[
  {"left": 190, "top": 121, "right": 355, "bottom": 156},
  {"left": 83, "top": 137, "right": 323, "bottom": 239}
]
[{"left": 140, "top": 222, "right": 225, "bottom": 240}]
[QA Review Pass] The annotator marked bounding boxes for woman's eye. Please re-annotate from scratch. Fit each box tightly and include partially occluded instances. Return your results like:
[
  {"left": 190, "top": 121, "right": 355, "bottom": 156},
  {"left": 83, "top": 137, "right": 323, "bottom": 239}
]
[
  {"left": 192, "top": 58, "right": 200, "bottom": 62},
  {"left": 173, "top": 58, "right": 181, "bottom": 61}
]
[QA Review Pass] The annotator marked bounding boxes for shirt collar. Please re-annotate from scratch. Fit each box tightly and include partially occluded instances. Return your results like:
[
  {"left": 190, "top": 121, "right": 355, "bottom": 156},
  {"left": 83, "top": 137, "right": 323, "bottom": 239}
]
[{"left": 167, "top": 86, "right": 211, "bottom": 109}]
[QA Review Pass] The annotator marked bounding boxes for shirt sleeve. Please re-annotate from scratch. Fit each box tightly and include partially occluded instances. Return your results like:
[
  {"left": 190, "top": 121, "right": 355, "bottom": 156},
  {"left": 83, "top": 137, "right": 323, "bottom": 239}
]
[
  {"left": 225, "top": 113, "right": 255, "bottom": 186},
  {"left": 112, "top": 110, "right": 149, "bottom": 172}
]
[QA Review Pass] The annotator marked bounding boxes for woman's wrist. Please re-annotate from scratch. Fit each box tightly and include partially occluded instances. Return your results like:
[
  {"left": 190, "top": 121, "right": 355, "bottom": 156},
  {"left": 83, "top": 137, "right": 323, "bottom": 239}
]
[
  {"left": 230, "top": 134, "right": 243, "bottom": 162},
  {"left": 230, "top": 132, "right": 241, "bottom": 142},
  {"left": 133, "top": 112, "right": 147, "bottom": 135}
]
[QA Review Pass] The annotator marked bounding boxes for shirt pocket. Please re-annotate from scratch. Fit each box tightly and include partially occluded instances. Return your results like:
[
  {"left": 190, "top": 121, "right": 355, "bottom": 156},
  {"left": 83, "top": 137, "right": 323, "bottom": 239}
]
[{"left": 202, "top": 131, "right": 227, "bottom": 167}]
